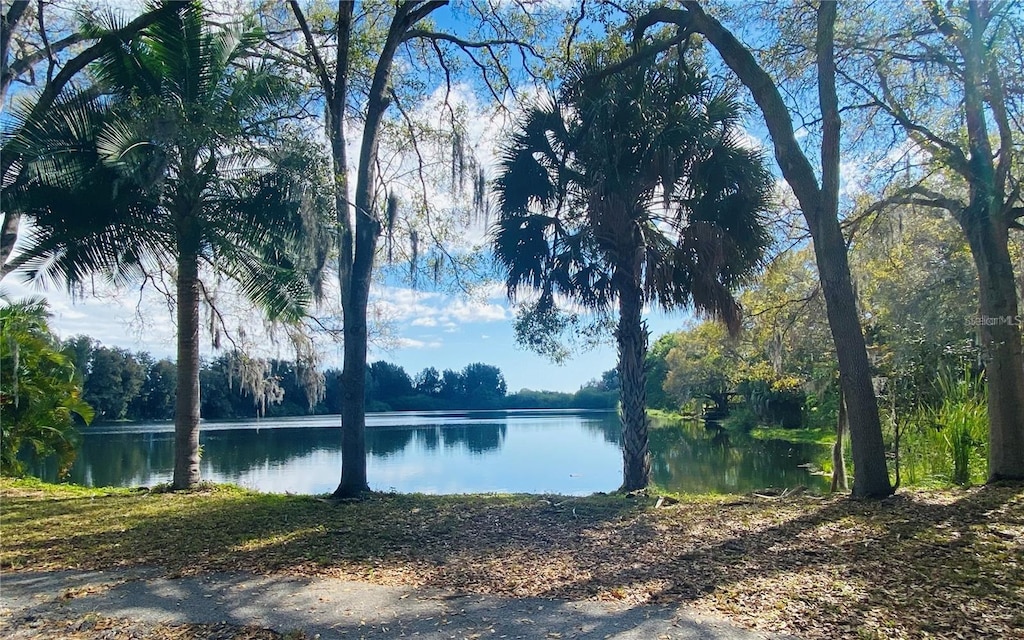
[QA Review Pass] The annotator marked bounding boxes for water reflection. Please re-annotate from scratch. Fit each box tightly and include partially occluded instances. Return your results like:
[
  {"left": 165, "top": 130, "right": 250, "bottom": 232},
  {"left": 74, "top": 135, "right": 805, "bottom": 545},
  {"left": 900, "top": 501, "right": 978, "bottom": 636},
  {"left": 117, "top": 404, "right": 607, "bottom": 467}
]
[
  {"left": 649, "top": 420, "right": 826, "bottom": 494},
  {"left": 366, "top": 423, "right": 507, "bottom": 458},
  {"left": 30, "top": 410, "right": 829, "bottom": 495}
]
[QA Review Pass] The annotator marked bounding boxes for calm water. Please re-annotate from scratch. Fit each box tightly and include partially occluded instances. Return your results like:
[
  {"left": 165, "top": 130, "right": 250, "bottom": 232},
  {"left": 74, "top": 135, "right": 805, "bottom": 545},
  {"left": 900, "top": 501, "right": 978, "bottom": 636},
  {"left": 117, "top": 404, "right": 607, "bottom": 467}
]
[{"left": 34, "top": 410, "right": 830, "bottom": 495}]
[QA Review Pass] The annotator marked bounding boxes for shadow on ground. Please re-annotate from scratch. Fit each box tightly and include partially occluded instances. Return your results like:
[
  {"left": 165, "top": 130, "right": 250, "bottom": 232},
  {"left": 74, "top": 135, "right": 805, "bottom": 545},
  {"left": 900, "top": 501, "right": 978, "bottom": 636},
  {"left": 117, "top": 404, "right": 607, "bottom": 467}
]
[
  {"left": 1, "top": 569, "right": 782, "bottom": 639},
  {"left": 2, "top": 481, "right": 1022, "bottom": 639}
]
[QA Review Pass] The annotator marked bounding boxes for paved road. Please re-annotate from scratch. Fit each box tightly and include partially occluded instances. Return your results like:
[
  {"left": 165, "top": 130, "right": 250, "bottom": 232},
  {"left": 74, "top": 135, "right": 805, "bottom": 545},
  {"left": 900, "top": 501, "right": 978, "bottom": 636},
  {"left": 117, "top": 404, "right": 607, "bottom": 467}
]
[{"left": 0, "top": 569, "right": 796, "bottom": 639}]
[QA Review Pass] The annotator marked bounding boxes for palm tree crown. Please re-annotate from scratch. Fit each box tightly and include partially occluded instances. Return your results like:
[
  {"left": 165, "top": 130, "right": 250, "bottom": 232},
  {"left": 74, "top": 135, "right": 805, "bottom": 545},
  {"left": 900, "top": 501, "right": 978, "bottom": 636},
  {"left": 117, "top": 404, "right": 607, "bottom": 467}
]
[
  {"left": 494, "top": 50, "right": 772, "bottom": 327},
  {"left": 491, "top": 47, "right": 774, "bottom": 490},
  {"left": 2, "top": 1, "right": 324, "bottom": 488}
]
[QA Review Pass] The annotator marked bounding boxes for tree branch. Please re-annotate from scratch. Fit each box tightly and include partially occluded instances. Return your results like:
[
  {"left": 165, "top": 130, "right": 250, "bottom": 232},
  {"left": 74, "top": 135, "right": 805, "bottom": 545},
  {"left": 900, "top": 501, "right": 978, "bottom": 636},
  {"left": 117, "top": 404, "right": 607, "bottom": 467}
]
[
  {"left": 402, "top": 29, "right": 540, "bottom": 58},
  {"left": 634, "top": 2, "right": 825, "bottom": 226},
  {"left": 287, "top": 0, "right": 333, "bottom": 104},
  {"left": 836, "top": 61, "right": 972, "bottom": 178},
  {"left": 858, "top": 184, "right": 967, "bottom": 223},
  {"left": 817, "top": 1, "right": 841, "bottom": 223}
]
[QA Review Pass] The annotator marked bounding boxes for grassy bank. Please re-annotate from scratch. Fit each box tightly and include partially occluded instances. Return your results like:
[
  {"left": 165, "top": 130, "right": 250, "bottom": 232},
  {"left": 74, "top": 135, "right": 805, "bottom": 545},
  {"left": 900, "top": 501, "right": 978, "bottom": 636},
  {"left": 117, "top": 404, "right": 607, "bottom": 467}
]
[
  {"left": 749, "top": 425, "right": 835, "bottom": 446},
  {"left": 2, "top": 477, "right": 1022, "bottom": 639}
]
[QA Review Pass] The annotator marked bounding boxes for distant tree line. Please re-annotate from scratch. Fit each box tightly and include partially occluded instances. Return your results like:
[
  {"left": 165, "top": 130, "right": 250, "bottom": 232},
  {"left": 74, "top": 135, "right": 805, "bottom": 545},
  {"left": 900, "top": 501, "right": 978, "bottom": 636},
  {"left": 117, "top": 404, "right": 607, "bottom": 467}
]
[{"left": 61, "top": 336, "right": 617, "bottom": 423}]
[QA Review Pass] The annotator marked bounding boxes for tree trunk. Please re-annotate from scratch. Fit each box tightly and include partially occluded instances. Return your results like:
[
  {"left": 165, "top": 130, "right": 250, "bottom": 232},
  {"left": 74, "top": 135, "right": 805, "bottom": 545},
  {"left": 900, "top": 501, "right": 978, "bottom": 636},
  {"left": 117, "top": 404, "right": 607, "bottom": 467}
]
[
  {"left": 172, "top": 247, "right": 201, "bottom": 490},
  {"left": 330, "top": 1, "right": 438, "bottom": 498},
  {"left": 617, "top": 274, "right": 650, "bottom": 492},
  {"left": 636, "top": 1, "right": 893, "bottom": 497},
  {"left": 963, "top": 215, "right": 1024, "bottom": 481},
  {"left": 334, "top": 193, "right": 376, "bottom": 498},
  {"left": 335, "top": 306, "right": 370, "bottom": 497},
  {"left": 957, "top": 1, "right": 1024, "bottom": 482},
  {"left": 812, "top": 213, "right": 892, "bottom": 497},
  {"left": 832, "top": 386, "right": 848, "bottom": 493},
  {"left": 813, "top": 1, "right": 888, "bottom": 498},
  {"left": 0, "top": 210, "right": 19, "bottom": 280}
]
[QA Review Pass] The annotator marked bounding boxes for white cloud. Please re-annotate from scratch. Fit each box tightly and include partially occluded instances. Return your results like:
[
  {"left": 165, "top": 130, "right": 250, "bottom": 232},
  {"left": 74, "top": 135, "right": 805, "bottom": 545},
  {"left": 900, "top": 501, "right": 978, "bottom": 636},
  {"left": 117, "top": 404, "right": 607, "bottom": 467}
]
[
  {"left": 445, "top": 298, "right": 507, "bottom": 323},
  {"left": 393, "top": 337, "right": 443, "bottom": 349},
  {"left": 370, "top": 285, "right": 509, "bottom": 328}
]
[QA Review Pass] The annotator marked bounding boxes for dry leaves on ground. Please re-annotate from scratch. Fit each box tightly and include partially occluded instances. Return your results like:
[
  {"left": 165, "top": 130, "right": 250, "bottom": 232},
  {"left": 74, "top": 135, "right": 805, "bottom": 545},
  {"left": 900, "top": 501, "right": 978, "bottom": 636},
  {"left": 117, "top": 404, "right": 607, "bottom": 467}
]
[{"left": 2, "top": 479, "right": 1022, "bottom": 639}]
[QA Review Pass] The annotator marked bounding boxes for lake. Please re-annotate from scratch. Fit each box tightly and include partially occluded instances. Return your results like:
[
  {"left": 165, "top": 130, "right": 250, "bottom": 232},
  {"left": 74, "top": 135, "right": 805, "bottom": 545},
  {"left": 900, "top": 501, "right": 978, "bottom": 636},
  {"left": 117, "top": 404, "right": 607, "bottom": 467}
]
[{"left": 33, "top": 410, "right": 830, "bottom": 495}]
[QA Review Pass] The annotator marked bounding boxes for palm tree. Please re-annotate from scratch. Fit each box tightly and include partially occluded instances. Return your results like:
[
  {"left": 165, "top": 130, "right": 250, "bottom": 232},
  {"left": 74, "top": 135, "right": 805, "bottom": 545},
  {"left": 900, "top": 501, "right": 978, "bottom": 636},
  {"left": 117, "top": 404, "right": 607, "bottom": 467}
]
[
  {"left": 2, "top": 2, "right": 323, "bottom": 489},
  {"left": 492, "top": 49, "right": 774, "bottom": 491}
]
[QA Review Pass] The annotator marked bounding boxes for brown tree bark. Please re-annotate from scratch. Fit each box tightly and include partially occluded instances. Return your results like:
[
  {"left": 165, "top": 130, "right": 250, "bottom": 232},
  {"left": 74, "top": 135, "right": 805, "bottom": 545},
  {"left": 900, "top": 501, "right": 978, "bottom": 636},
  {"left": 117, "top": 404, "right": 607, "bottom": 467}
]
[
  {"left": 634, "top": 1, "right": 893, "bottom": 497},
  {"left": 832, "top": 386, "right": 849, "bottom": 493},
  {"left": 172, "top": 243, "right": 202, "bottom": 490},
  {"left": 292, "top": 1, "right": 446, "bottom": 498},
  {"left": 969, "top": 226, "right": 1024, "bottom": 480},
  {"left": 957, "top": 0, "right": 1024, "bottom": 481},
  {"left": 616, "top": 269, "right": 650, "bottom": 492}
]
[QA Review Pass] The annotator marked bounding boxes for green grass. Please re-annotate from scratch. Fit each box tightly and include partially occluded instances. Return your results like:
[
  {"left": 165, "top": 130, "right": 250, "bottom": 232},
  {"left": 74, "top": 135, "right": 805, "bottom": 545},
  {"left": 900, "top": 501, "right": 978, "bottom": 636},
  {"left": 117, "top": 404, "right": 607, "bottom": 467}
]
[
  {"left": 3, "top": 477, "right": 1023, "bottom": 640},
  {"left": 0, "top": 477, "right": 644, "bottom": 577},
  {"left": 749, "top": 426, "right": 836, "bottom": 446},
  {"left": 646, "top": 408, "right": 698, "bottom": 427}
]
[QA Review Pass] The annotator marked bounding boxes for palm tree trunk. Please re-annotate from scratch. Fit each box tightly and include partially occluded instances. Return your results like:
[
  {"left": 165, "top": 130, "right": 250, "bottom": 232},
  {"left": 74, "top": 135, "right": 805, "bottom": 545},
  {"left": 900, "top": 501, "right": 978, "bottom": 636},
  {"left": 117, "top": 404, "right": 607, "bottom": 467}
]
[
  {"left": 617, "top": 277, "right": 650, "bottom": 492},
  {"left": 172, "top": 248, "right": 201, "bottom": 490}
]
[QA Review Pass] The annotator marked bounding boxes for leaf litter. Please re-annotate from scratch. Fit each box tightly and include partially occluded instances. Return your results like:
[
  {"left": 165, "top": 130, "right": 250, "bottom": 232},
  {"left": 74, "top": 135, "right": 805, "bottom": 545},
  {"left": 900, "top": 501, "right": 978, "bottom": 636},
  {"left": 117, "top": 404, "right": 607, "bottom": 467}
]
[{"left": 1, "top": 479, "right": 1021, "bottom": 639}]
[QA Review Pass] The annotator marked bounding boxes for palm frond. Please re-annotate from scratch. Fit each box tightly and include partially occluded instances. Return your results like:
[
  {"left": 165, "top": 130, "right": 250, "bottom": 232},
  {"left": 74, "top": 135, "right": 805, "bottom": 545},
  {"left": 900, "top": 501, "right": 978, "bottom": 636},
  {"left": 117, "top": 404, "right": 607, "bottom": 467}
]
[{"left": 490, "top": 41, "right": 774, "bottom": 331}]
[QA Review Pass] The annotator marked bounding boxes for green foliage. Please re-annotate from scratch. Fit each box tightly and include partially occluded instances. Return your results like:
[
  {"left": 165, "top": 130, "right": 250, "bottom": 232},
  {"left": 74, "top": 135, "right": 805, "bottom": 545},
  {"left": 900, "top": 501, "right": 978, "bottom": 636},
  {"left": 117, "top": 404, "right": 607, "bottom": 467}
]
[
  {"left": 62, "top": 338, "right": 147, "bottom": 422},
  {"left": 738, "top": 377, "right": 805, "bottom": 429},
  {"left": 460, "top": 363, "right": 507, "bottom": 408},
  {"left": 648, "top": 204, "right": 990, "bottom": 456},
  {"left": 896, "top": 367, "right": 988, "bottom": 487},
  {"left": 662, "top": 322, "right": 738, "bottom": 408},
  {"left": 645, "top": 333, "right": 680, "bottom": 410},
  {"left": 492, "top": 42, "right": 774, "bottom": 350},
  {"left": 749, "top": 426, "right": 836, "bottom": 447},
  {"left": 0, "top": 299, "right": 93, "bottom": 477},
  {"left": 130, "top": 358, "right": 177, "bottom": 420},
  {"left": 366, "top": 361, "right": 415, "bottom": 404},
  {"left": 4, "top": 3, "right": 327, "bottom": 309},
  {"left": 722, "top": 404, "right": 759, "bottom": 434}
]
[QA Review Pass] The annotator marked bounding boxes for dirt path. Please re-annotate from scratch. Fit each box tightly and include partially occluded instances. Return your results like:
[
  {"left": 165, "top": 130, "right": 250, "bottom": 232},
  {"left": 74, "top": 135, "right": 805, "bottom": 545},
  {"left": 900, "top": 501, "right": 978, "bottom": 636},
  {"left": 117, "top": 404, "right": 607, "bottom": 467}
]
[{"left": 0, "top": 568, "right": 792, "bottom": 640}]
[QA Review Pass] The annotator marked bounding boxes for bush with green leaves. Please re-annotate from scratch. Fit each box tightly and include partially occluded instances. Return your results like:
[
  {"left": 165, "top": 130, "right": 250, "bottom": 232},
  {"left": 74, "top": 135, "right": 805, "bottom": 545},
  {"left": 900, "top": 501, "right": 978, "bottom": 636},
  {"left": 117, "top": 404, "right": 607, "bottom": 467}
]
[{"left": 0, "top": 298, "right": 93, "bottom": 477}]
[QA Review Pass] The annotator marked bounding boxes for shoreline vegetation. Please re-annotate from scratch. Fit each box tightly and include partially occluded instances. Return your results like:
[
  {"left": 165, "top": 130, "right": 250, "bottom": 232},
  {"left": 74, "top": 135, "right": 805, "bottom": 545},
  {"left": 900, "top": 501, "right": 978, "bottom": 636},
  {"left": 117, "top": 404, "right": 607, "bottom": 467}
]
[{"left": 2, "top": 477, "right": 1021, "bottom": 639}]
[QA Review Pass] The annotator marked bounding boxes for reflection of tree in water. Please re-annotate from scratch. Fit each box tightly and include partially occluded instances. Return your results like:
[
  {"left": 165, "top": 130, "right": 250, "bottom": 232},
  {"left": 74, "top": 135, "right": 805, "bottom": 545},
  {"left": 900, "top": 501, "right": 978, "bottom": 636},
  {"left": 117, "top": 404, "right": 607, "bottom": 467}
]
[
  {"left": 649, "top": 421, "right": 830, "bottom": 493},
  {"left": 36, "top": 414, "right": 827, "bottom": 493},
  {"left": 442, "top": 424, "right": 505, "bottom": 454},
  {"left": 202, "top": 428, "right": 341, "bottom": 473},
  {"left": 366, "top": 427, "right": 414, "bottom": 458},
  {"left": 579, "top": 414, "right": 622, "bottom": 445},
  {"left": 37, "top": 428, "right": 343, "bottom": 486},
  {"left": 383, "top": 423, "right": 508, "bottom": 456},
  {"left": 32, "top": 432, "right": 176, "bottom": 487},
  {"left": 36, "top": 422, "right": 510, "bottom": 485}
]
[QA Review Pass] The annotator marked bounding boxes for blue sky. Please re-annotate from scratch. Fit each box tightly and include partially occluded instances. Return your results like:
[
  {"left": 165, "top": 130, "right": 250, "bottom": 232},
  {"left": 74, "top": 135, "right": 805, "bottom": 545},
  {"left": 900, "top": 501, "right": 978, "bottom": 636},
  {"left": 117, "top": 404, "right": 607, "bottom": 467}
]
[
  {"left": 0, "top": 1, "right": 710, "bottom": 394},
  {"left": 3, "top": 272, "right": 691, "bottom": 393}
]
